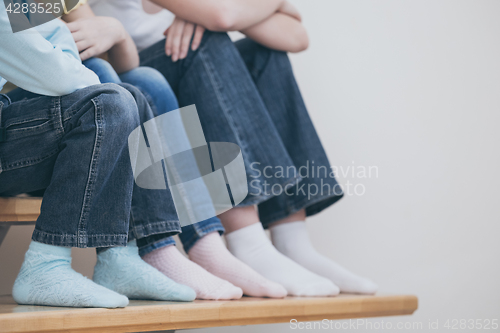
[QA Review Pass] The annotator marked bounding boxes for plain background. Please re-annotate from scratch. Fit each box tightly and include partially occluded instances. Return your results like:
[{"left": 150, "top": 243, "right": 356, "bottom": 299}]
[{"left": 1, "top": 1, "right": 499, "bottom": 332}]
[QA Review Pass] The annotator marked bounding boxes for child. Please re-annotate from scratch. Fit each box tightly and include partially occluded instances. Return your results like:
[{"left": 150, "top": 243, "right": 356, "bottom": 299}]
[
  {"left": 61, "top": 3, "right": 250, "bottom": 300},
  {"left": 87, "top": 0, "right": 378, "bottom": 296},
  {"left": 0, "top": 1, "right": 195, "bottom": 307}
]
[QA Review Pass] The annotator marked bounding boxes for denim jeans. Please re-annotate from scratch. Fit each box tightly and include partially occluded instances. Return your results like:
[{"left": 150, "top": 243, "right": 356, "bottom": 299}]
[
  {"left": 139, "top": 32, "right": 344, "bottom": 229},
  {"left": 0, "top": 83, "right": 181, "bottom": 247},
  {"left": 83, "top": 58, "right": 224, "bottom": 255},
  {"left": 233, "top": 38, "right": 344, "bottom": 224}
]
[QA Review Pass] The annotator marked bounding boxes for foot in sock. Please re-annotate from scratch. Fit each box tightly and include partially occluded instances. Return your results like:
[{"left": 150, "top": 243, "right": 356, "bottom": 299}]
[
  {"left": 225, "top": 223, "right": 340, "bottom": 297},
  {"left": 93, "top": 240, "right": 196, "bottom": 302},
  {"left": 13, "top": 241, "right": 129, "bottom": 308},
  {"left": 188, "top": 232, "right": 287, "bottom": 298},
  {"left": 271, "top": 221, "right": 378, "bottom": 294},
  {"left": 143, "top": 245, "right": 243, "bottom": 300}
]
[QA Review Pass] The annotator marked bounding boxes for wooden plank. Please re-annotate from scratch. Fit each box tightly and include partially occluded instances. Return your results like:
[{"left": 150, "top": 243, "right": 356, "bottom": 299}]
[
  {"left": 0, "top": 198, "right": 42, "bottom": 222},
  {"left": 0, "top": 82, "right": 16, "bottom": 94},
  {"left": 0, "top": 294, "right": 418, "bottom": 333}
]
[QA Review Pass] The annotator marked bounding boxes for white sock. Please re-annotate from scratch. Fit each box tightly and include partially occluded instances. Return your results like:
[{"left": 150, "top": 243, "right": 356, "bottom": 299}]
[
  {"left": 143, "top": 245, "right": 243, "bottom": 300},
  {"left": 225, "top": 223, "right": 339, "bottom": 297},
  {"left": 270, "top": 221, "right": 378, "bottom": 294}
]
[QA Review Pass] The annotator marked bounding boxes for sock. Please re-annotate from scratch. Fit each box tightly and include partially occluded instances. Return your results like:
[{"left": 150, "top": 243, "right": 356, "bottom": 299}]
[
  {"left": 271, "top": 221, "right": 378, "bottom": 294},
  {"left": 188, "top": 232, "right": 287, "bottom": 298},
  {"left": 143, "top": 245, "right": 243, "bottom": 300},
  {"left": 93, "top": 240, "right": 196, "bottom": 302},
  {"left": 225, "top": 223, "right": 340, "bottom": 297},
  {"left": 12, "top": 241, "right": 129, "bottom": 308}
]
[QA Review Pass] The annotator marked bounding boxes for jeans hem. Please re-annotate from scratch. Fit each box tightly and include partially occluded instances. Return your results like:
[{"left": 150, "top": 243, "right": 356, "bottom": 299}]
[
  {"left": 239, "top": 175, "right": 302, "bottom": 207},
  {"left": 31, "top": 229, "right": 128, "bottom": 248},
  {"left": 179, "top": 224, "right": 225, "bottom": 254},
  {"left": 260, "top": 191, "right": 344, "bottom": 228},
  {"left": 138, "top": 237, "right": 176, "bottom": 257},
  {"left": 128, "top": 220, "right": 181, "bottom": 240}
]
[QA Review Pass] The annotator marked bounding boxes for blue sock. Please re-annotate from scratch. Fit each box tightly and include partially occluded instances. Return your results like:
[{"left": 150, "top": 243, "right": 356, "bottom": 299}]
[
  {"left": 93, "top": 240, "right": 196, "bottom": 302},
  {"left": 13, "top": 241, "right": 129, "bottom": 308}
]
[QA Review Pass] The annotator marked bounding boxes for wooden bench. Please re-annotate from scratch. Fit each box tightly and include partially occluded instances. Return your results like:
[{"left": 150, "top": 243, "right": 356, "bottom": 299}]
[
  {"left": 0, "top": 197, "right": 418, "bottom": 333},
  {"left": 0, "top": 197, "right": 42, "bottom": 246},
  {"left": 0, "top": 294, "right": 418, "bottom": 333}
]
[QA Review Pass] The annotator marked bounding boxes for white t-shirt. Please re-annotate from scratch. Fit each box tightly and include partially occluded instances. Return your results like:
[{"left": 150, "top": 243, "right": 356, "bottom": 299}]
[{"left": 88, "top": 0, "right": 175, "bottom": 52}]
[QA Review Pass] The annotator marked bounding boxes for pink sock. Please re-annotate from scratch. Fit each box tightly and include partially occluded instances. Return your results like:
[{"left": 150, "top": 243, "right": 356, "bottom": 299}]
[
  {"left": 188, "top": 232, "right": 287, "bottom": 298},
  {"left": 142, "top": 245, "right": 242, "bottom": 300}
]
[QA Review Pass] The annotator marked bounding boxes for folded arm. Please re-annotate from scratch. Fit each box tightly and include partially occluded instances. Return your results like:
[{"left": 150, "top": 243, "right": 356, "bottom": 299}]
[
  {"left": 154, "top": 0, "right": 308, "bottom": 57},
  {"left": 150, "top": 0, "right": 285, "bottom": 31},
  {"left": 241, "top": 12, "right": 309, "bottom": 53}
]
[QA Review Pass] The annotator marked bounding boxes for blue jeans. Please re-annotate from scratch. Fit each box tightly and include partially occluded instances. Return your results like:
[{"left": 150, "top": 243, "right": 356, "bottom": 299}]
[
  {"left": 84, "top": 58, "right": 224, "bottom": 255},
  {"left": 139, "top": 33, "right": 344, "bottom": 227},
  {"left": 0, "top": 84, "right": 181, "bottom": 247}
]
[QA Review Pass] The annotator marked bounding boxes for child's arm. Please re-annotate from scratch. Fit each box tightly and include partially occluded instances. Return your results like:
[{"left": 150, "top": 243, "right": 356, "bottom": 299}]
[
  {"left": 63, "top": 4, "right": 139, "bottom": 73},
  {"left": 241, "top": 12, "right": 309, "bottom": 53},
  {"left": 150, "top": 0, "right": 285, "bottom": 31},
  {"left": 0, "top": 4, "right": 99, "bottom": 96},
  {"left": 162, "top": 0, "right": 307, "bottom": 60}
]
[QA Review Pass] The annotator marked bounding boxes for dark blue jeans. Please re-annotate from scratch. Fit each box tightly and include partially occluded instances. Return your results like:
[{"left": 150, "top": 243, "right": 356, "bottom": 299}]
[
  {"left": 83, "top": 58, "right": 224, "bottom": 255},
  {"left": 0, "top": 83, "right": 181, "bottom": 248},
  {"left": 139, "top": 32, "right": 344, "bottom": 227}
]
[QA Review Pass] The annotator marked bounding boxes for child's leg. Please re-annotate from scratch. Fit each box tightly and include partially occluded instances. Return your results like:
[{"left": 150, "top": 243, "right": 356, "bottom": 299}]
[
  {"left": 83, "top": 57, "right": 122, "bottom": 84},
  {"left": 2, "top": 84, "right": 142, "bottom": 307},
  {"left": 142, "top": 238, "right": 244, "bottom": 300},
  {"left": 269, "top": 211, "right": 378, "bottom": 295},
  {"left": 13, "top": 241, "right": 128, "bottom": 308},
  {"left": 226, "top": 40, "right": 377, "bottom": 294},
  {"left": 117, "top": 67, "right": 287, "bottom": 298},
  {"left": 176, "top": 216, "right": 287, "bottom": 299},
  {"left": 138, "top": 218, "right": 245, "bottom": 300},
  {"left": 89, "top": 84, "right": 195, "bottom": 302},
  {"left": 116, "top": 69, "right": 244, "bottom": 300},
  {"left": 93, "top": 239, "right": 195, "bottom": 302},
  {"left": 139, "top": 32, "right": 300, "bottom": 203},
  {"left": 221, "top": 207, "right": 339, "bottom": 297},
  {"left": 14, "top": 84, "right": 139, "bottom": 248},
  {"left": 119, "top": 66, "right": 179, "bottom": 114},
  {"left": 5, "top": 83, "right": 194, "bottom": 306},
  {"left": 234, "top": 38, "right": 343, "bottom": 225},
  {"left": 52, "top": 60, "right": 197, "bottom": 302}
]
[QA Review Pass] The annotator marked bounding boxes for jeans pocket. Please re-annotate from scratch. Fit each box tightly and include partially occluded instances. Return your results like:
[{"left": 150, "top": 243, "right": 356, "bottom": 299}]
[
  {"left": 0, "top": 97, "right": 62, "bottom": 173},
  {"left": 4, "top": 115, "right": 51, "bottom": 136}
]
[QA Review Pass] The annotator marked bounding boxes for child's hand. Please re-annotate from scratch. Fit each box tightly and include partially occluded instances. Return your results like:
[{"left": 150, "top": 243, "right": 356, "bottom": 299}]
[
  {"left": 67, "top": 17, "right": 126, "bottom": 61},
  {"left": 164, "top": 17, "right": 205, "bottom": 62},
  {"left": 278, "top": 1, "right": 302, "bottom": 22}
]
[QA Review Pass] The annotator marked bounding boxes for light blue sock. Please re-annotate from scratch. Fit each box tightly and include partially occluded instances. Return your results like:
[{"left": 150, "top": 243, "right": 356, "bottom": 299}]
[
  {"left": 12, "top": 241, "right": 129, "bottom": 308},
  {"left": 93, "top": 240, "right": 196, "bottom": 302}
]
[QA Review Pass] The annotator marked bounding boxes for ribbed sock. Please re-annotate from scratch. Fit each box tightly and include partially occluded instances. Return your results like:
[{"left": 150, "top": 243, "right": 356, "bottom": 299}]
[
  {"left": 13, "top": 241, "right": 129, "bottom": 308},
  {"left": 93, "top": 240, "right": 196, "bottom": 302},
  {"left": 271, "top": 221, "right": 378, "bottom": 294},
  {"left": 143, "top": 245, "right": 243, "bottom": 300},
  {"left": 188, "top": 232, "right": 287, "bottom": 298},
  {"left": 226, "top": 223, "right": 339, "bottom": 297}
]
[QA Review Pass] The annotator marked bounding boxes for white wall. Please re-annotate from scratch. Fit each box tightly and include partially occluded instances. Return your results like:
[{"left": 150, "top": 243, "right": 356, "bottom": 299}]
[
  {"left": 1, "top": 1, "right": 499, "bottom": 332},
  {"left": 186, "top": 0, "right": 500, "bottom": 332}
]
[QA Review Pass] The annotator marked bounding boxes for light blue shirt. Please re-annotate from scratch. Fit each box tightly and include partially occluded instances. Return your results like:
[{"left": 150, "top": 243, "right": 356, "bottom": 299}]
[{"left": 0, "top": 0, "right": 100, "bottom": 96}]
